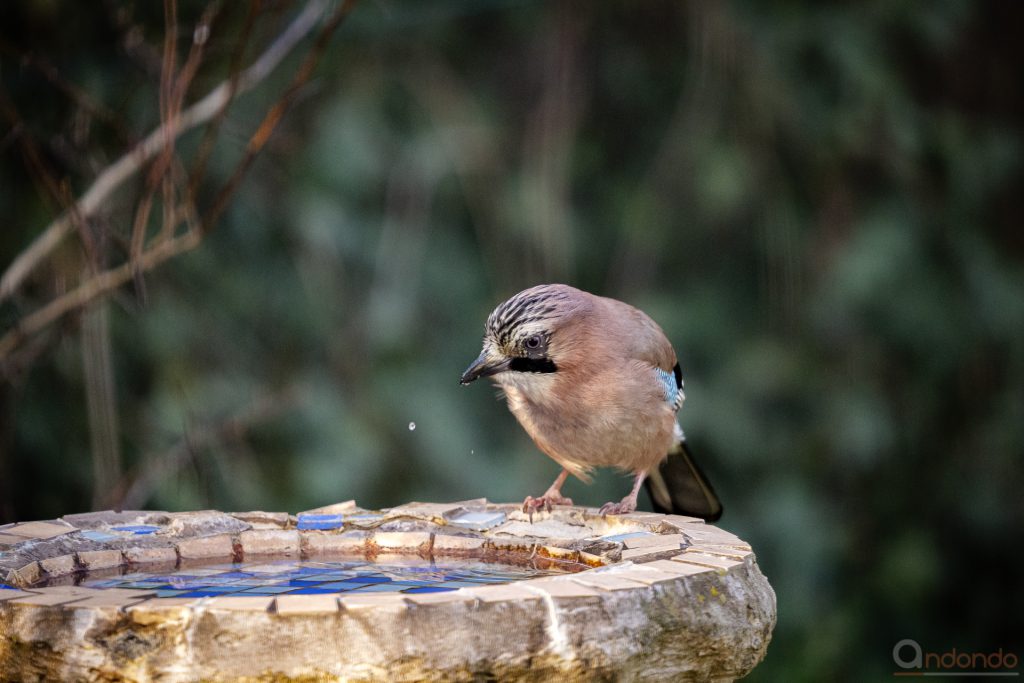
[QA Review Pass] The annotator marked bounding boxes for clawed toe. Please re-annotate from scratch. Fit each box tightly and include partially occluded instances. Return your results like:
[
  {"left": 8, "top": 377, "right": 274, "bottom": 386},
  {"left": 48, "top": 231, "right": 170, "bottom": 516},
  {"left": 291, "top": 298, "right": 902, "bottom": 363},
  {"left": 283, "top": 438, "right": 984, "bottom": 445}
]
[
  {"left": 599, "top": 500, "right": 636, "bottom": 516},
  {"left": 521, "top": 494, "right": 573, "bottom": 522}
]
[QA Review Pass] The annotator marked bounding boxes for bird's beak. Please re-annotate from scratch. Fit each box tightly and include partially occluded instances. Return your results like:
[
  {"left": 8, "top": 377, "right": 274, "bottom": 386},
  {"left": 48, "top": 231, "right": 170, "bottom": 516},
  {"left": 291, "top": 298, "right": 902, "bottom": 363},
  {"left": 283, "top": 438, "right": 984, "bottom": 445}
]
[{"left": 460, "top": 351, "right": 509, "bottom": 385}]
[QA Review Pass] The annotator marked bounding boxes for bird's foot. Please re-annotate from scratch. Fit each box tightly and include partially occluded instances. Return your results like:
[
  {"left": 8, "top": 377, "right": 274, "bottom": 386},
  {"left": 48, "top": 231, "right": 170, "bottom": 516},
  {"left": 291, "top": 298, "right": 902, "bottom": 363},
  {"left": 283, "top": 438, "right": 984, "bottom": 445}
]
[
  {"left": 522, "top": 493, "right": 574, "bottom": 522},
  {"left": 599, "top": 498, "right": 638, "bottom": 516}
]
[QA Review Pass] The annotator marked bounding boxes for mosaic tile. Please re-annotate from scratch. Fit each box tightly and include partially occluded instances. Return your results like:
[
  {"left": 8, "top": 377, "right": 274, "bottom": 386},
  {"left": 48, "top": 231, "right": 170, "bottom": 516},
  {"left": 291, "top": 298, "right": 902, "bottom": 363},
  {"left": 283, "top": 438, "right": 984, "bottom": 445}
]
[
  {"left": 229, "top": 511, "right": 290, "bottom": 529},
  {"left": 39, "top": 555, "right": 76, "bottom": 576},
  {"left": 673, "top": 551, "right": 741, "bottom": 571},
  {"left": 621, "top": 533, "right": 685, "bottom": 549},
  {"left": 0, "top": 588, "right": 35, "bottom": 602},
  {"left": 343, "top": 513, "right": 384, "bottom": 523},
  {"left": 299, "top": 501, "right": 357, "bottom": 516},
  {"left": 274, "top": 594, "right": 339, "bottom": 614},
  {"left": 296, "top": 514, "right": 345, "bottom": 531},
  {"left": 176, "top": 535, "right": 234, "bottom": 560},
  {"left": 76, "top": 550, "right": 123, "bottom": 571},
  {"left": 67, "top": 558, "right": 566, "bottom": 599},
  {"left": 4, "top": 521, "right": 76, "bottom": 540},
  {"left": 206, "top": 596, "right": 275, "bottom": 612},
  {"left": 600, "top": 531, "right": 656, "bottom": 543},
  {"left": 403, "top": 586, "right": 456, "bottom": 594},
  {"left": 447, "top": 511, "right": 507, "bottom": 531},
  {"left": 111, "top": 525, "right": 161, "bottom": 535},
  {"left": 127, "top": 552, "right": 178, "bottom": 572},
  {"left": 239, "top": 529, "right": 300, "bottom": 555}
]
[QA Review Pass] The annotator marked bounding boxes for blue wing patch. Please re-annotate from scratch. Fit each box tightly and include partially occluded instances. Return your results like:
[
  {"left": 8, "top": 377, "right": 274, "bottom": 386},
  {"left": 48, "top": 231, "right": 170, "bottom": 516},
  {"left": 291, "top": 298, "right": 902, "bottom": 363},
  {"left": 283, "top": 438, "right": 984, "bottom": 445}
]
[{"left": 654, "top": 367, "right": 679, "bottom": 404}]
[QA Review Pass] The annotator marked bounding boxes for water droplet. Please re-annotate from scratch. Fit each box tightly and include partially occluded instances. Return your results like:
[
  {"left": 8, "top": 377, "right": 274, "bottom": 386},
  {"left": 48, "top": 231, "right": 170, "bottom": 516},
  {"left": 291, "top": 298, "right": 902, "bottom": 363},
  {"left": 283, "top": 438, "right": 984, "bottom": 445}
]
[
  {"left": 470, "top": 450, "right": 475, "bottom": 455},
  {"left": 408, "top": 422, "right": 416, "bottom": 431}
]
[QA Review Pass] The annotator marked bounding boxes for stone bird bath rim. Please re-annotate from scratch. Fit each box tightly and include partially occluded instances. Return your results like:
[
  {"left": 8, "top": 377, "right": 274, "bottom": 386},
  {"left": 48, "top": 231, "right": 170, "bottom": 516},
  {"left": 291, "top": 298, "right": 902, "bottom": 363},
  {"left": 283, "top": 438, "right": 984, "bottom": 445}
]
[{"left": 0, "top": 499, "right": 776, "bottom": 681}]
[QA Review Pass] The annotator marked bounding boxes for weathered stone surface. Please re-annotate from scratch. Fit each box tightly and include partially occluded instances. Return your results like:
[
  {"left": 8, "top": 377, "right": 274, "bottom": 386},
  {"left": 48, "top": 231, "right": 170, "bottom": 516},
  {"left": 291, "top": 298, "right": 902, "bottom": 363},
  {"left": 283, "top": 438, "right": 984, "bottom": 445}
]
[
  {"left": 0, "top": 533, "right": 26, "bottom": 548},
  {"left": 237, "top": 529, "right": 301, "bottom": 557},
  {"left": 3, "top": 521, "right": 77, "bottom": 540},
  {"left": 299, "top": 530, "right": 368, "bottom": 557},
  {"left": 432, "top": 533, "right": 486, "bottom": 555},
  {"left": 165, "top": 510, "right": 251, "bottom": 537},
  {"left": 228, "top": 510, "right": 291, "bottom": 529},
  {"left": 123, "top": 545, "right": 178, "bottom": 565},
  {"left": 383, "top": 501, "right": 466, "bottom": 521},
  {"left": 76, "top": 549, "right": 124, "bottom": 571},
  {"left": 176, "top": 534, "right": 235, "bottom": 560},
  {"left": 370, "top": 531, "right": 433, "bottom": 554},
  {"left": 299, "top": 500, "right": 357, "bottom": 515},
  {"left": 0, "top": 502, "right": 775, "bottom": 681},
  {"left": 38, "top": 554, "right": 76, "bottom": 577},
  {"left": 61, "top": 510, "right": 170, "bottom": 529}
]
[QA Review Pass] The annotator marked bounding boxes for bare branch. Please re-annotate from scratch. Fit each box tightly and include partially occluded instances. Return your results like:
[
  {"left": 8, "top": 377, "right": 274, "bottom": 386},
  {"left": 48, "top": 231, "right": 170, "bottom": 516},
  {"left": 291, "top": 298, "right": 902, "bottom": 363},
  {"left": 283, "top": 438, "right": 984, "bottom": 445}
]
[
  {"left": 0, "top": 0, "right": 328, "bottom": 302},
  {"left": 202, "top": 0, "right": 359, "bottom": 231},
  {"left": 0, "top": 228, "right": 202, "bottom": 363},
  {"left": 0, "top": 0, "right": 359, "bottom": 365}
]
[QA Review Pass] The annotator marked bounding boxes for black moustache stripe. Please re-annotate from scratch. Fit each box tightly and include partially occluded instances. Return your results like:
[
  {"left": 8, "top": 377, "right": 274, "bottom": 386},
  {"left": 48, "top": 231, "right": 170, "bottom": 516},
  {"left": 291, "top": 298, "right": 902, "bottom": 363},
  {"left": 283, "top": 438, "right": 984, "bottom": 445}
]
[{"left": 508, "top": 357, "right": 558, "bottom": 374}]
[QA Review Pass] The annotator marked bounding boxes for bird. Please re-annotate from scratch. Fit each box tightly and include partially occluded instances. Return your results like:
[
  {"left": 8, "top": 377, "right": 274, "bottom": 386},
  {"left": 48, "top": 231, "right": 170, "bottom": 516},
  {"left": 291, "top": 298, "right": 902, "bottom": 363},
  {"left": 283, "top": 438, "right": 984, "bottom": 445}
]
[{"left": 460, "top": 283, "right": 722, "bottom": 521}]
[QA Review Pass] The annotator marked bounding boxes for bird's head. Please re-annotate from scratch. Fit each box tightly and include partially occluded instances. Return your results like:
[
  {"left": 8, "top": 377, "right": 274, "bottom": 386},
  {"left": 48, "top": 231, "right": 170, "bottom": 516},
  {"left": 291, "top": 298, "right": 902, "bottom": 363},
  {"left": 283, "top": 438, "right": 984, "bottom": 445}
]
[{"left": 460, "top": 284, "right": 586, "bottom": 386}]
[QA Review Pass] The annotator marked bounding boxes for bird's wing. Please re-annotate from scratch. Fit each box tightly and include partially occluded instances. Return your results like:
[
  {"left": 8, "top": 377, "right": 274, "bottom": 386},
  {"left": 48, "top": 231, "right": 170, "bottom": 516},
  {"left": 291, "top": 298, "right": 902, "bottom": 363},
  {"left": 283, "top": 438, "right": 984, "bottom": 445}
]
[
  {"left": 646, "top": 439, "right": 723, "bottom": 521},
  {"left": 596, "top": 296, "right": 677, "bottom": 372}
]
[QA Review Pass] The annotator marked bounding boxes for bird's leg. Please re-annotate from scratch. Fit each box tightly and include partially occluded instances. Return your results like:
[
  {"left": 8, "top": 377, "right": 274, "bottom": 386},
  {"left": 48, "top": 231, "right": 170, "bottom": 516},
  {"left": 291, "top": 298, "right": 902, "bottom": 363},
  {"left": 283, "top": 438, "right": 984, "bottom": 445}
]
[
  {"left": 522, "top": 469, "right": 574, "bottom": 521},
  {"left": 599, "top": 471, "right": 648, "bottom": 516}
]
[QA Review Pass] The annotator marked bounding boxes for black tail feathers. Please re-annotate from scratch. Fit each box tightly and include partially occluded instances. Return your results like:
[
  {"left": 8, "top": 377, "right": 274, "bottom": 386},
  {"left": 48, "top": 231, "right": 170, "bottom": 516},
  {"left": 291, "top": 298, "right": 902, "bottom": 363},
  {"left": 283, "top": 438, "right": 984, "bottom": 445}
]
[{"left": 644, "top": 440, "right": 723, "bottom": 521}]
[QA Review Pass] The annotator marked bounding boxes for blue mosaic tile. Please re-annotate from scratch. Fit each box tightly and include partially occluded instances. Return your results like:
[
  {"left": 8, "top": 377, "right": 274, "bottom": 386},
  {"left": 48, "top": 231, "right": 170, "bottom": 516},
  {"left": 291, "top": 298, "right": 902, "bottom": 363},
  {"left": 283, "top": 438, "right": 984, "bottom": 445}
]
[
  {"left": 238, "top": 586, "right": 297, "bottom": 595},
  {"left": 0, "top": 584, "right": 17, "bottom": 590},
  {"left": 316, "top": 581, "right": 367, "bottom": 590},
  {"left": 346, "top": 575, "right": 391, "bottom": 584},
  {"left": 296, "top": 514, "right": 345, "bottom": 530},
  {"left": 80, "top": 530, "right": 121, "bottom": 542},
  {"left": 76, "top": 558, "right": 566, "bottom": 598},
  {"left": 111, "top": 525, "right": 160, "bottom": 535},
  {"left": 178, "top": 589, "right": 235, "bottom": 598},
  {"left": 348, "top": 583, "right": 410, "bottom": 593}
]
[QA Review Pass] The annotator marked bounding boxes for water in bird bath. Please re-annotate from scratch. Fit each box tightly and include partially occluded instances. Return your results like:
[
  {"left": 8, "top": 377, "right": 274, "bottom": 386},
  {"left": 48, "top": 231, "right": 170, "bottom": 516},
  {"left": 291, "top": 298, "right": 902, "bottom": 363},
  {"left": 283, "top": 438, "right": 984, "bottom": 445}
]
[{"left": 30, "top": 556, "right": 570, "bottom": 598}]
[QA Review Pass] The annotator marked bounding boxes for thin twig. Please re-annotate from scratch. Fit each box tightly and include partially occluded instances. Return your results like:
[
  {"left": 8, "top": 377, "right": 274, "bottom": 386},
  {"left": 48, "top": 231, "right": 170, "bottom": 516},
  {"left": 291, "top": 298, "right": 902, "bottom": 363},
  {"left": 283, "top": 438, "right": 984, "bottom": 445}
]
[
  {"left": 0, "top": 228, "right": 202, "bottom": 361},
  {"left": 0, "top": 0, "right": 358, "bottom": 364},
  {"left": 188, "top": 0, "right": 260, "bottom": 199},
  {"left": 0, "top": 0, "right": 328, "bottom": 302},
  {"left": 201, "top": 0, "right": 358, "bottom": 231}
]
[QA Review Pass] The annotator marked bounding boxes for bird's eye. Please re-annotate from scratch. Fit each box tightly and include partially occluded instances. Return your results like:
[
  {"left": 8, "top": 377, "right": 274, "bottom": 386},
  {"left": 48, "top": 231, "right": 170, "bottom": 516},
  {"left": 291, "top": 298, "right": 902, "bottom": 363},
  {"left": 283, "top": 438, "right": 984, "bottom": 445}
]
[{"left": 525, "top": 335, "right": 542, "bottom": 349}]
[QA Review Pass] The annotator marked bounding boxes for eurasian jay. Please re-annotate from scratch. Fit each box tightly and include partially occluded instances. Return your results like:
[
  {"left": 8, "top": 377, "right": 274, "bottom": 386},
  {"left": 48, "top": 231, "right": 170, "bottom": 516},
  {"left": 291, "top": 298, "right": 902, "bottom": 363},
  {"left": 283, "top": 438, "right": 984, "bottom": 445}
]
[{"left": 461, "top": 283, "right": 722, "bottom": 520}]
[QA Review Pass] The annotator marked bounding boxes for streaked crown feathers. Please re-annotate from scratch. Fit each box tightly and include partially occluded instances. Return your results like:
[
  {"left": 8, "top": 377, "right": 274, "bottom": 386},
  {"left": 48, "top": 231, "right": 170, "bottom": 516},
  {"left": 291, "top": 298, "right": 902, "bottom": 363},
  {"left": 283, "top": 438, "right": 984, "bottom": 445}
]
[{"left": 485, "top": 285, "right": 577, "bottom": 347}]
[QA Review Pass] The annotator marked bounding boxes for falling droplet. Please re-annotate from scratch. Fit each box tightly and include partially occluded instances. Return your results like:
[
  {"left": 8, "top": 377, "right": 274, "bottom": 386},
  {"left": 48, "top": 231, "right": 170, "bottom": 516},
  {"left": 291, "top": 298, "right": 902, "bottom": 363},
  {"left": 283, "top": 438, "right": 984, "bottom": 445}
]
[
  {"left": 470, "top": 449, "right": 475, "bottom": 455},
  {"left": 408, "top": 422, "right": 416, "bottom": 431}
]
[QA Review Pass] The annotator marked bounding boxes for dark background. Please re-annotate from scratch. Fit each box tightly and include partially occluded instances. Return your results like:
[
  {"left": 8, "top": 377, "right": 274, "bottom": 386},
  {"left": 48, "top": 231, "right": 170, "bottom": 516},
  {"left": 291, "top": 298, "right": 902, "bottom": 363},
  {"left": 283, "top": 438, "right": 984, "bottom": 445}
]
[{"left": 1, "top": 1, "right": 1021, "bottom": 679}]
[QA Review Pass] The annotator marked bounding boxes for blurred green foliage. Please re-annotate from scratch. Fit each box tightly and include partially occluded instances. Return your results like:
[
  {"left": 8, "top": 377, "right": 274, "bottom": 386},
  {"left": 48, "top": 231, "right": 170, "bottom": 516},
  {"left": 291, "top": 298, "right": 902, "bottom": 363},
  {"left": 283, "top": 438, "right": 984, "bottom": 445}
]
[{"left": 1, "top": 1, "right": 1022, "bottom": 679}]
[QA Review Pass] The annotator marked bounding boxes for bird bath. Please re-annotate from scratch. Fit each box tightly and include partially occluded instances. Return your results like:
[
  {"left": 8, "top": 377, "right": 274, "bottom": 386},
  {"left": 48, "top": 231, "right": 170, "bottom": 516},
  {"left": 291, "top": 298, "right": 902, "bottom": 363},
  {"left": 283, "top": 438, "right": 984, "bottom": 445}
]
[{"left": 0, "top": 500, "right": 775, "bottom": 681}]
